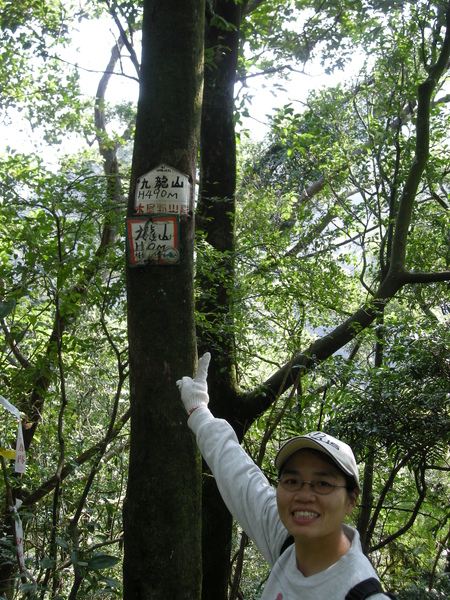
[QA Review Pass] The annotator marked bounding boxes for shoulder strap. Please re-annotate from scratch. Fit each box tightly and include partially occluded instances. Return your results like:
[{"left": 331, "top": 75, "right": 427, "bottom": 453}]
[
  {"left": 279, "top": 535, "right": 294, "bottom": 556},
  {"left": 345, "top": 577, "right": 383, "bottom": 600}
]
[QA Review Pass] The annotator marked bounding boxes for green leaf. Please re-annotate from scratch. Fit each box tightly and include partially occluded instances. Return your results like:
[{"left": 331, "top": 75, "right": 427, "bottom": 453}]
[
  {"left": 0, "top": 299, "right": 16, "bottom": 319},
  {"left": 40, "top": 557, "right": 56, "bottom": 569},
  {"left": 100, "top": 576, "right": 121, "bottom": 588},
  {"left": 86, "top": 554, "right": 121, "bottom": 571}
]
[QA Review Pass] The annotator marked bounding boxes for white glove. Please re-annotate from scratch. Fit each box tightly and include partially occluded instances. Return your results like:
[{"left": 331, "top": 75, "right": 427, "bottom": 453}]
[{"left": 176, "top": 352, "right": 211, "bottom": 415}]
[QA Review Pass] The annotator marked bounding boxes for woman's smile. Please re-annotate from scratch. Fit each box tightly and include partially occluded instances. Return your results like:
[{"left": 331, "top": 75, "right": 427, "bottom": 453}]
[{"left": 276, "top": 449, "right": 357, "bottom": 543}]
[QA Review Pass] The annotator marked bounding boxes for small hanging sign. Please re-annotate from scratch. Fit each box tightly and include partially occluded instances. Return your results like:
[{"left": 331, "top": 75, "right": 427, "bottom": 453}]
[
  {"left": 134, "top": 164, "right": 191, "bottom": 216},
  {"left": 126, "top": 215, "right": 180, "bottom": 266}
]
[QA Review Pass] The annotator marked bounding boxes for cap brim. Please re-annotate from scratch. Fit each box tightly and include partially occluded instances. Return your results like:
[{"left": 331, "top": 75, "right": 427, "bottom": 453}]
[{"left": 275, "top": 437, "right": 354, "bottom": 479}]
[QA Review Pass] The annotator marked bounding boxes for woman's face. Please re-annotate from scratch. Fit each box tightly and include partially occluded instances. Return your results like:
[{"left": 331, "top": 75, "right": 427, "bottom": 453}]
[{"left": 276, "top": 449, "right": 358, "bottom": 547}]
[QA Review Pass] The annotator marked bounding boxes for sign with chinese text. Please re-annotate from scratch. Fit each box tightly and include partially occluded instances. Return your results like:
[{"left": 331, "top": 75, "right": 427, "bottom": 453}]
[
  {"left": 126, "top": 216, "right": 180, "bottom": 266},
  {"left": 134, "top": 164, "right": 190, "bottom": 216}
]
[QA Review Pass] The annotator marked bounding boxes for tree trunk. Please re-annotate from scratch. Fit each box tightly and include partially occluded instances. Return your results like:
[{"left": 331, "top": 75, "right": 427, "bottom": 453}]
[
  {"left": 196, "top": 2, "right": 243, "bottom": 598},
  {"left": 123, "top": 1, "right": 205, "bottom": 598}
]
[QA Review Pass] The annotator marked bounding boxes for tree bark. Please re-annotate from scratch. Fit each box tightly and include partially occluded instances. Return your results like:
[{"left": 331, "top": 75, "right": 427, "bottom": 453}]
[
  {"left": 196, "top": 3, "right": 244, "bottom": 598},
  {"left": 123, "top": 1, "right": 205, "bottom": 598}
]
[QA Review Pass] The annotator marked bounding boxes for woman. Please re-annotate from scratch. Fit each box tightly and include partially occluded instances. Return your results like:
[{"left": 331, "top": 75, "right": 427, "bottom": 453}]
[{"left": 177, "top": 353, "right": 391, "bottom": 599}]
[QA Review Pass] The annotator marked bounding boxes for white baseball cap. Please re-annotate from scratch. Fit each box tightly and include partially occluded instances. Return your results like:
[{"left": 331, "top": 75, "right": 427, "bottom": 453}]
[{"left": 275, "top": 431, "right": 360, "bottom": 489}]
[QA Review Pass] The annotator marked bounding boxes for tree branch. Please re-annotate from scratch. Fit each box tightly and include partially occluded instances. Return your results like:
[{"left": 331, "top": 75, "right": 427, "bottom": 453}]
[
  {"left": 369, "top": 466, "right": 427, "bottom": 552},
  {"left": 21, "top": 408, "right": 130, "bottom": 507},
  {"left": 241, "top": 6, "right": 450, "bottom": 419}
]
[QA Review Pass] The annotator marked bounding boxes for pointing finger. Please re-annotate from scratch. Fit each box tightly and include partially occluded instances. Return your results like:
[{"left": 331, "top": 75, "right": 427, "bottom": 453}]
[{"left": 195, "top": 352, "right": 211, "bottom": 382}]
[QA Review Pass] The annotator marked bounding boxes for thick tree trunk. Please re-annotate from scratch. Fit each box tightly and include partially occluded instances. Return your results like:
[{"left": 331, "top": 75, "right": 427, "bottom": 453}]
[
  {"left": 123, "top": 1, "right": 205, "bottom": 598},
  {"left": 197, "top": 0, "right": 241, "bottom": 379},
  {"left": 196, "top": 2, "right": 243, "bottom": 598}
]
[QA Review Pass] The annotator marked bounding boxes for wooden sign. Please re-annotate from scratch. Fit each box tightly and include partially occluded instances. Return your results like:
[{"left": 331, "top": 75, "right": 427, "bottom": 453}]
[
  {"left": 126, "top": 216, "right": 180, "bottom": 266},
  {"left": 134, "top": 164, "right": 190, "bottom": 216}
]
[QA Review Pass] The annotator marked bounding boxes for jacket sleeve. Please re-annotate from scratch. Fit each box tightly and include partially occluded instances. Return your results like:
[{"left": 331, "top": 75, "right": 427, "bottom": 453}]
[{"left": 188, "top": 406, "right": 289, "bottom": 567}]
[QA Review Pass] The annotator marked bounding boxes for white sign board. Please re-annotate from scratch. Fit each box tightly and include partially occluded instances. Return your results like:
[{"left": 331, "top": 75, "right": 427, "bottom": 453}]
[
  {"left": 126, "top": 216, "right": 180, "bottom": 266},
  {"left": 134, "top": 164, "right": 190, "bottom": 216}
]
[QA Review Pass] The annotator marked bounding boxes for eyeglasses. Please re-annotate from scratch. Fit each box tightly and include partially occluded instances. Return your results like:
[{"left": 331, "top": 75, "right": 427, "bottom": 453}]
[{"left": 277, "top": 475, "right": 347, "bottom": 495}]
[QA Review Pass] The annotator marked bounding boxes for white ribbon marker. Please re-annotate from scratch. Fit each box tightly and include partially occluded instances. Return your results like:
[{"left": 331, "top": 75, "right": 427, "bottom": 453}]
[
  {"left": 10, "top": 499, "right": 36, "bottom": 590},
  {"left": 0, "top": 394, "right": 26, "bottom": 473},
  {"left": 1, "top": 396, "right": 34, "bottom": 587}
]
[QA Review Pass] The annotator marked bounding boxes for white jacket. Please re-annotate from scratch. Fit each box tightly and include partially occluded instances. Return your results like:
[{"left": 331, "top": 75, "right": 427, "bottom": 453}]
[{"left": 189, "top": 407, "right": 389, "bottom": 599}]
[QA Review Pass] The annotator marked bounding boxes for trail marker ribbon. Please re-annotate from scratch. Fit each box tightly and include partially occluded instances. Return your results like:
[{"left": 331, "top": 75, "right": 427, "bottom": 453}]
[
  {"left": 10, "top": 499, "right": 37, "bottom": 590},
  {"left": 0, "top": 394, "right": 26, "bottom": 473}
]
